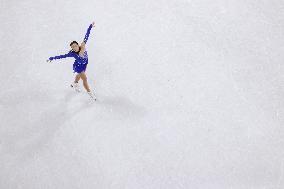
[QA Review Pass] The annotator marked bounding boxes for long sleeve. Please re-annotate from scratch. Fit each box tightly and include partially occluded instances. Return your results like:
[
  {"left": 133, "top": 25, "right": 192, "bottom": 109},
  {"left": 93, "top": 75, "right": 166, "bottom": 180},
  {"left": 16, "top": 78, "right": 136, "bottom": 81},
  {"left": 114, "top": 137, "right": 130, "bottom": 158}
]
[
  {"left": 49, "top": 52, "right": 75, "bottom": 61},
  {"left": 83, "top": 24, "right": 93, "bottom": 44}
]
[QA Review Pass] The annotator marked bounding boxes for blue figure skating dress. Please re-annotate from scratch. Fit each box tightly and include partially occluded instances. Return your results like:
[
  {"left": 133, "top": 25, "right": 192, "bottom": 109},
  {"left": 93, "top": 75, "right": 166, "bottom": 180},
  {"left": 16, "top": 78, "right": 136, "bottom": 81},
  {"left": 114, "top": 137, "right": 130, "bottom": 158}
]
[{"left": 48, "top": 24, "right": 93, "bottom": 73}]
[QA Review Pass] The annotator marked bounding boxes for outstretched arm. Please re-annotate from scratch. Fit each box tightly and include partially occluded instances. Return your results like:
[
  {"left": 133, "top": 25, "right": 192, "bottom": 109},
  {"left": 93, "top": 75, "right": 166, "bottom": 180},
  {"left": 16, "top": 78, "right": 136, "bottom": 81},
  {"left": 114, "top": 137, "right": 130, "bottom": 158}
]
[{"left": 47, "top": 52, "right": 75, "bottom": 62}]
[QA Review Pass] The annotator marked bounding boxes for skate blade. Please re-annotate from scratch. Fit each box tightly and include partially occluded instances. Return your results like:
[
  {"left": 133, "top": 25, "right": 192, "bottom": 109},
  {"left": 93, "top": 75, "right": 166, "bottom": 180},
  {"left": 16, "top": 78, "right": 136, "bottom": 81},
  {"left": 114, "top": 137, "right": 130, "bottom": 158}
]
[
  {"left": 90, "top": 97, "right": 97, "bottom": 101},
  {"left": 70, "top": 85, "right": 81, "bottom": 93}
]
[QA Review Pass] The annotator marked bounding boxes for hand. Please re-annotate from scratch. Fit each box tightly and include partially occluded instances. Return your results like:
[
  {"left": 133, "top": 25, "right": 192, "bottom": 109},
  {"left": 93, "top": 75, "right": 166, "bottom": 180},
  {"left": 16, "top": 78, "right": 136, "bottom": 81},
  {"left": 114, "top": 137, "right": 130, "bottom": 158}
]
[{"left": 92, "top": 22, "right": 95, "bottom": 27}]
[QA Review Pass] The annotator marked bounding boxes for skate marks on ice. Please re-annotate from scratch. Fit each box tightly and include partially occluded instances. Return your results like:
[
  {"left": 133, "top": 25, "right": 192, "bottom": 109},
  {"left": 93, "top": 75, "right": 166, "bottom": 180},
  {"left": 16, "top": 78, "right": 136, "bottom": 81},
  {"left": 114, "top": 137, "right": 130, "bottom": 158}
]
[
  {"left": 93, "top": 95, "right": 147, "bottom": 120},
  {"left": 0, "top": 89, "right": 89, "bottom": 162},
  {"left": 0, "top": 90, "right": 147, "bottom": 162}
]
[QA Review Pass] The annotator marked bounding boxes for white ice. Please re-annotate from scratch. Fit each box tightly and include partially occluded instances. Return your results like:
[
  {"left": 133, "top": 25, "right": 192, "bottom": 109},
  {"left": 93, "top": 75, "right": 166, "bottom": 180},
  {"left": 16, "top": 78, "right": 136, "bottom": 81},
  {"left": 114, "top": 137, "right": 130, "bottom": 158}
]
[{"left": 0, "top": 0, "right": 284, "bottom": 188}]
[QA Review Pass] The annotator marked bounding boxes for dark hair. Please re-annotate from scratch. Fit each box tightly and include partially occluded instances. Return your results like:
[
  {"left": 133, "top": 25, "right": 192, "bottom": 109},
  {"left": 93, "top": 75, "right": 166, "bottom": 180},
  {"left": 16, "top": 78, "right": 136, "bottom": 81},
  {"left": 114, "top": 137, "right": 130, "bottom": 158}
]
[
  {"left": 70, "top": 41, "right": 79, "bottom": 46},
  {"left": 69, "top": 41, "right": 80, "bottom": 54}
]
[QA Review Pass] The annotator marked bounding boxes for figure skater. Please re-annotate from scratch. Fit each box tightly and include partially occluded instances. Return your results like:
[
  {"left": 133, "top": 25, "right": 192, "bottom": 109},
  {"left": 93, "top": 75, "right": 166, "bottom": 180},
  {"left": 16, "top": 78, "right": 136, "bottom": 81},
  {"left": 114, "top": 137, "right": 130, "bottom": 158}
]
[{"left": 47, "top": 22, "right": 96, "bottom": 100}]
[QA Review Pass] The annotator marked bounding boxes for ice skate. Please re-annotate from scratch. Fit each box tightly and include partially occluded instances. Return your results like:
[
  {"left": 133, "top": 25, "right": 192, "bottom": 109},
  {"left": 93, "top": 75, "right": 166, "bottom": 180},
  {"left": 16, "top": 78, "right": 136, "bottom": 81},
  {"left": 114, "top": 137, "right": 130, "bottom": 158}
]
[
  {"left": 87, "top": 91, "right": 97, "bottom": 101},
  {"left": 70, "top": 82, "right": 81, "bottom": 92}
]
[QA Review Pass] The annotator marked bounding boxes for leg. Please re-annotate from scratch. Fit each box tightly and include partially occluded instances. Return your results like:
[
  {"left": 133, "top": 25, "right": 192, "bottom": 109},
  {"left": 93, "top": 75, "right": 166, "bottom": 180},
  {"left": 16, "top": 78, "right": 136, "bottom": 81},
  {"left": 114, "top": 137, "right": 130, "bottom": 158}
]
[
  {"left": 74, "top": 74, "right": 81, "bottom": 83},
  {"left": 71, "top": 74, "right": 81, "bottom": 92},
  {"left": 79, "top": 72, "right": 91, "bottom": 92}
]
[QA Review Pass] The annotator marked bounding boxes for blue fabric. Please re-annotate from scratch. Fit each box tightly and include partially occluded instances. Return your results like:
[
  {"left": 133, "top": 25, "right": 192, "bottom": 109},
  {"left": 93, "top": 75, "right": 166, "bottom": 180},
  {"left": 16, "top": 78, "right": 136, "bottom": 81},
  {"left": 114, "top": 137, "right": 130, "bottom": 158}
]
[
  {"left": 73, "top": 51, "right": 88, "bottom": 73},
  {"left": 49, "top": 52, "right": 76, "bottom": 61},
  {"left": 73, "top": 62, "right": 87, "bottom": 73},
  {"left": 49, "top": 24, "right": 93, "bottom": 73},
  {"left": 83, "top": 24, "right": 92, "bottom": 44}
]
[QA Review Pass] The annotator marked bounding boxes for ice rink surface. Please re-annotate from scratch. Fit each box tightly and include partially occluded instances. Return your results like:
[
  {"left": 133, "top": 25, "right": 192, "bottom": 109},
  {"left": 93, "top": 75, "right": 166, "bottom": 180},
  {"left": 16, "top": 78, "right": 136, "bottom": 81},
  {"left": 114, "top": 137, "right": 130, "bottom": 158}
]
[{"left": 0, "top": 0, "right": 284, "bottom": 188}]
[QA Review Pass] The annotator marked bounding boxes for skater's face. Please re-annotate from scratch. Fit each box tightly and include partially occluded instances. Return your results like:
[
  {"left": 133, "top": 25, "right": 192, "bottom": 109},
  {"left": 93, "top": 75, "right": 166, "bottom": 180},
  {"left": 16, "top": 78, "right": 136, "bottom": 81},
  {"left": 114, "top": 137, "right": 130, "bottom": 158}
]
[{"left": 71, "top": 43, "right": 80, "bottom": 53}]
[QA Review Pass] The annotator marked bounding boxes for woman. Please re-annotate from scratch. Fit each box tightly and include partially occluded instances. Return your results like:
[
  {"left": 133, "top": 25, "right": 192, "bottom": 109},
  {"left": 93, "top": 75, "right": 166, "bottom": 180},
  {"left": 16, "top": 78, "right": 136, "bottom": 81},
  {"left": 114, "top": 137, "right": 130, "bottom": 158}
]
[{"left": 47, "top": 22, "right": 96, "bottom": 100}]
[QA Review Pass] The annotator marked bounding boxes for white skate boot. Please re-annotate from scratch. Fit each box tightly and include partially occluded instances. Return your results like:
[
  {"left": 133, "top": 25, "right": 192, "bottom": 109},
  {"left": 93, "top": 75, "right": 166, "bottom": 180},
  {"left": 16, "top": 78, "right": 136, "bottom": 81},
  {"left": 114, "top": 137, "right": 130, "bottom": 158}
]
[
  {"left": 87, "top": 91, "right": 97, "bottom": 101},
  {"left": 70, "top": 82, "right": 81, "bottom": 92}
]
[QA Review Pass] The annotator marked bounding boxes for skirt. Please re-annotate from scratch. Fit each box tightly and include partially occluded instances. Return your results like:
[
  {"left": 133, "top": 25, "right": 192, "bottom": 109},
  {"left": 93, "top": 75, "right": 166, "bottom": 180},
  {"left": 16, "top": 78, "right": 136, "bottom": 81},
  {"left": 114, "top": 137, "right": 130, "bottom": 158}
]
[{"left": 73, "top": 63, "right": 88, "bottom": 73}]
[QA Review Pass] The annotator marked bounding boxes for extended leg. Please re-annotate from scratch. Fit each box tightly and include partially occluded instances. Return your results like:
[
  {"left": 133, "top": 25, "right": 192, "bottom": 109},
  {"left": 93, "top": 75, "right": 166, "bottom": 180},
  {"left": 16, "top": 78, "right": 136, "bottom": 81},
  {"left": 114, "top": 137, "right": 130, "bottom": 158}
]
[{"left": 79, "top": 72, "right": 91, "bottom": 92}]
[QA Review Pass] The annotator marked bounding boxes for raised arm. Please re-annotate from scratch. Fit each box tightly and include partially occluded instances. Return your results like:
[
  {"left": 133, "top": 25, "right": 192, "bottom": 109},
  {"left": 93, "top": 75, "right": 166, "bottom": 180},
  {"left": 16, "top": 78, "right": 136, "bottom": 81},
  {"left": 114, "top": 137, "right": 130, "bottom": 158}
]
[
  {"left": 79, "top": 22, "right": 95, "bottom": 56},
  {"left": 83, "top": 22, "right": 95, "bottom": 45}
]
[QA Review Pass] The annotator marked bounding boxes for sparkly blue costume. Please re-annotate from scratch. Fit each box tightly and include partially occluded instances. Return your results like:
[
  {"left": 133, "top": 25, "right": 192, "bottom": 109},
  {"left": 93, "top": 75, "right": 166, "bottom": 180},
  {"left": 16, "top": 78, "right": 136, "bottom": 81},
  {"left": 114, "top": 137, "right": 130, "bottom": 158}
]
[{"left": 49, "top": 24, "right": 93, "bottom": 73}]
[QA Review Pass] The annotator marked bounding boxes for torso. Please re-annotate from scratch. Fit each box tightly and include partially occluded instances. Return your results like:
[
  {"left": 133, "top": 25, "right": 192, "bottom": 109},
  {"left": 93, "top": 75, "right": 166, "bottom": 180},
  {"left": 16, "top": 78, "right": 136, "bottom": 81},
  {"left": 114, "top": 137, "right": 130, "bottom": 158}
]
[
  {"left": 79, "top": 51, "right": 88, "bottom": 59},
  {"left": 72, "top": 50, "right": 88, "bottom": 65}
]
